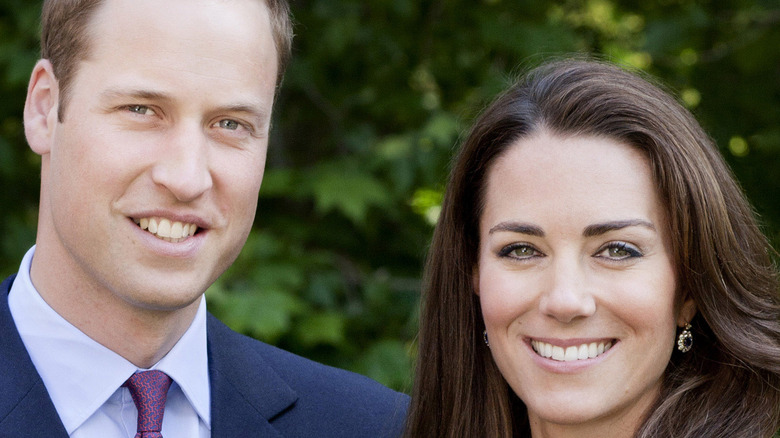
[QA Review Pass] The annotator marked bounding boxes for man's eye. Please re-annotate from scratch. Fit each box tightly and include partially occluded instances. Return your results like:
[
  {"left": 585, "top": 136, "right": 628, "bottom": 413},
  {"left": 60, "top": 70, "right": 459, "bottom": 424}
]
[
  {"left": 127, "top": 105, "right": 155, "bottom": 116},
  {"left": 218, "top": 119, "right": 240, "bottom": 130}
]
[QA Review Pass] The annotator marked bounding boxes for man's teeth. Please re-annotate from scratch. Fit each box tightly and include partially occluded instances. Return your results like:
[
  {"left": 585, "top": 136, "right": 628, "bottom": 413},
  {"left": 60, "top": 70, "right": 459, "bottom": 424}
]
[
  {"left": 135, "top": 217, "right": 198, "bottom": 243},
  {"left": 531, "top": 340, "right": 613, "bottom": 362}
]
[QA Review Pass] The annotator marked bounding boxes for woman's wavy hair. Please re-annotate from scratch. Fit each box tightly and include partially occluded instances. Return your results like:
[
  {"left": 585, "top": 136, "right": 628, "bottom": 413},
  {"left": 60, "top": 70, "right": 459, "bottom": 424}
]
[{"left": 404, "top": 58, "right": 780, "bottom": 437}]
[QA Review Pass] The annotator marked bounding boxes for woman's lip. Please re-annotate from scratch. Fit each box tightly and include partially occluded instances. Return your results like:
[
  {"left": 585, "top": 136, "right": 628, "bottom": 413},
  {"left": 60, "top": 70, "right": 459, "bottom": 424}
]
[
  {"left": 527, "top": 338, "right": 618, "bottom": 363},
  {"left": 528, "top": 337, "right": 615, "bottom": 348}
]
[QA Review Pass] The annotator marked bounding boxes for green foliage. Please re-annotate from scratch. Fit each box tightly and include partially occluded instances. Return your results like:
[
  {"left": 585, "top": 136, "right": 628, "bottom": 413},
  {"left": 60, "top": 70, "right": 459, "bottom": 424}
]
[
  {"left": 0, "top": 2, "right": 42, "bottom": 276},
  {"left": 1, "top": 0, "right": 778, "bottom": 399}
]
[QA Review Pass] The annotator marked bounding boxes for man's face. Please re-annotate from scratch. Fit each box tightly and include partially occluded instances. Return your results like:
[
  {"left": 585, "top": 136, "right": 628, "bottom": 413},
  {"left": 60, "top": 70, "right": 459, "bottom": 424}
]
[{"left": 35, "top": 0, "right": 278, "bottom": 313}]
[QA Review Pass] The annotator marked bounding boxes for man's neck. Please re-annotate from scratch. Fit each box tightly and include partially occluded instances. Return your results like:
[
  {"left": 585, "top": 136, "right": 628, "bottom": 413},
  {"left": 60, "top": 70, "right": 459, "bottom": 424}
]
[{"left": 29, "top": 244, "right": 200, "bottom": 368}]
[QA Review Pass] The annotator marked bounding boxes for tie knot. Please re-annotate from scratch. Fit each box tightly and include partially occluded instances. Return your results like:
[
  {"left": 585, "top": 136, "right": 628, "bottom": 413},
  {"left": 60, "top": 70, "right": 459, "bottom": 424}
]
[{"left": 123, "top": 370, "right": 172, "bottom": 436}]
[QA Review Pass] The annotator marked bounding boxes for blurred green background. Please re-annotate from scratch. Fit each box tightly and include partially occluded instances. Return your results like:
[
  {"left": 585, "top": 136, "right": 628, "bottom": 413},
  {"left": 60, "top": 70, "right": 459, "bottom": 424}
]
[{"left": 1, "top": 0, "right": 778, "bottom": 393}]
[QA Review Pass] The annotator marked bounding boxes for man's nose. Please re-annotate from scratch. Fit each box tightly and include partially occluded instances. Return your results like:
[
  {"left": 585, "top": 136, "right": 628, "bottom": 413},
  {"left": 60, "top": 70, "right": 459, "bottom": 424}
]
[
  {"left": 538, "top": 258, "right": 597, "bottom": 323},
  {"left": 150, "top": 123, "right": 213, "bottom": 202}
]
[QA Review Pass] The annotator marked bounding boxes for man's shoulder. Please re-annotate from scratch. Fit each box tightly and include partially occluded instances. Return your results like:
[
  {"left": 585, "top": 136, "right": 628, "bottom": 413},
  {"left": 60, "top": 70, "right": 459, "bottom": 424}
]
[
  {"left": 206, "top": 313, "right": 409, "bottom": 437},
  {"left": 215, "top": 315, "right": 402, "bottom": 392}
]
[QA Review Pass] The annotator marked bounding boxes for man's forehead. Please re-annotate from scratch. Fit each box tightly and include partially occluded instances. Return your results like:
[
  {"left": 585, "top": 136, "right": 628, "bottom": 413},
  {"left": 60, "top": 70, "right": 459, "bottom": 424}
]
[
  {"left": 86, "top": 0, "right": 274, "bottom": 43},
  {"left": 80, "top": 0, "right": 278, "bottom": 76},
  {"left": 61, "top": 0, "right": 279, "bottom": 120}
]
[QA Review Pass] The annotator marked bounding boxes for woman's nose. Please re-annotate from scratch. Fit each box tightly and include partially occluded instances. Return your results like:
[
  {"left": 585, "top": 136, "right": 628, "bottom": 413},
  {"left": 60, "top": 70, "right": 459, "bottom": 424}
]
[{"left": 538, "top": 258, "right": 597, "bottom": 323}]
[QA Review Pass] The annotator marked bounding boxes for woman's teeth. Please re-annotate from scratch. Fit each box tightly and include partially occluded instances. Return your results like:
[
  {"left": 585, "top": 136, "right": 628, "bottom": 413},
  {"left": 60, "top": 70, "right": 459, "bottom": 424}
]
[{"left": 531, "top": 340, "right": 613, "bottom": 362}]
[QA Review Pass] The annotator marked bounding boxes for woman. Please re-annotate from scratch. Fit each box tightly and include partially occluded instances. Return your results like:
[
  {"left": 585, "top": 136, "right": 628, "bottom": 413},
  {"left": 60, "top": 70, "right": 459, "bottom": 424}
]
[{"left": 404, "top": 59, "right": 780, "bottom": 437}]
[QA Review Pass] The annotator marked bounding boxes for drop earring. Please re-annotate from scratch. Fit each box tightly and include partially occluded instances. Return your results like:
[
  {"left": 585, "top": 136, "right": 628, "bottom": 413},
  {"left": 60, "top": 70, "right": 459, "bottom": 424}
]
[
  {"left": 483, "top": 330, "right": 490, "bottom": 347},
  {"left": 677, "top": 323, "right": 693, "bottom": 353}
]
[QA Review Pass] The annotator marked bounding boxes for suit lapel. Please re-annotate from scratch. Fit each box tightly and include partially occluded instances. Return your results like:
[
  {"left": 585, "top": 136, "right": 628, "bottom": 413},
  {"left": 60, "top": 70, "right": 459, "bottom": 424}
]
[
  {"left": 207, "top": 314, "right": 298, "bottom": 437},
  {"left": 0, "top": 275, "right": 68, "bottom": 437},
  {"left": 1, "top": 275, "right": 301, "bottom": 437},
  {"left": 1, "top": 275, "right": 299, "bottom": 437}
]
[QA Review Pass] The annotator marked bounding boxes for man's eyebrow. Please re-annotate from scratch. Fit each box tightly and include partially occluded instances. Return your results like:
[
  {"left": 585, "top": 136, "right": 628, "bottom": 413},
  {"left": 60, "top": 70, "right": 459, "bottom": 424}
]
[
  {"left": 582, "top": 219, "right": 656, "bottom": 237},
  {"left": 99, "top": 88, "right": 171, "bottom": 102},
  {"left": 216, "top": 103, "right": 270, "bottom": 120},
  {"left": 99, "top": 89, "right": 270, "bottom": 121},
  {"left": 488, "top": 221, "right": 545, "bottom": 236}
]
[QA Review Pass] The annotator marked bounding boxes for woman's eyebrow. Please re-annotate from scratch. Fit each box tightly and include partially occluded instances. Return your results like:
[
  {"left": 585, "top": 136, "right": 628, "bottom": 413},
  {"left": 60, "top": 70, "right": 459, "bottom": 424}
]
[
  {"left": 582, "top": 219, "right": 656, "bottom": 237},
  {"left": 488, "top": 221, "right": 545, "bottom": 236},
  {"left": 488, "top": 219, "right": 656, "bottom": 237}
]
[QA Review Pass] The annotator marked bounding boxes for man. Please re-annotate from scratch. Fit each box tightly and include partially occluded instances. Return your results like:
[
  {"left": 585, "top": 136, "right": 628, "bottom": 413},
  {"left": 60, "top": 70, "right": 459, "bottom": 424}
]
[{"left": 0, "top": 0, "right": 408, "bottom": 436}]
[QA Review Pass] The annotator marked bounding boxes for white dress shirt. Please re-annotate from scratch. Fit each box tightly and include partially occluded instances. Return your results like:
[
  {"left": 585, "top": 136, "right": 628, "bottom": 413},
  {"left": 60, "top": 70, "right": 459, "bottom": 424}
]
[{"left": 8, "top": 246, "right": 211, "bottom": 437}]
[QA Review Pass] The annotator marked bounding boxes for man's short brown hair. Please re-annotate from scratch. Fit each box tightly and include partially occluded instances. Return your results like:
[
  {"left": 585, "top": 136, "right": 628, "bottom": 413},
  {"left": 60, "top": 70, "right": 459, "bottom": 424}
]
[{"left": 40, "top": 0, "right": 293, "bottom": 121}]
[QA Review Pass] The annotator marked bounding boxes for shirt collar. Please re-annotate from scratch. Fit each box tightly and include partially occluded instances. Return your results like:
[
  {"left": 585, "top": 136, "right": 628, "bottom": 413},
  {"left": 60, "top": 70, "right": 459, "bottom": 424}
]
[
  {"left": 154, "top": 291, "right": 211, "bottom": 428},
  {"left": 8, "top": 246, "right": 211, "bottom": 433}
]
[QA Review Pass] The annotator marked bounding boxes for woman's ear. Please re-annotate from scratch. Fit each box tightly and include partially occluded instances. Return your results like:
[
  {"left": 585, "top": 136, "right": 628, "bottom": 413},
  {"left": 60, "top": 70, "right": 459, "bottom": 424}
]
[
  {"left": 24, "top": 59, "right": 60, "bottom": 156},
  {"left": 678, "top": 296, "right": 697, "bottom": 326}
]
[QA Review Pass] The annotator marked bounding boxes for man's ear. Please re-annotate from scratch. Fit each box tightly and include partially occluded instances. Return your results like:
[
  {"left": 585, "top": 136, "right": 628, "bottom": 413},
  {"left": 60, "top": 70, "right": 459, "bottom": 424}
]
[
  {"left": 678, "top": 296, "right": 697, "bottom": 326},
  {"left": 24, "top": 59, "right": 60, "bottom": 156}
]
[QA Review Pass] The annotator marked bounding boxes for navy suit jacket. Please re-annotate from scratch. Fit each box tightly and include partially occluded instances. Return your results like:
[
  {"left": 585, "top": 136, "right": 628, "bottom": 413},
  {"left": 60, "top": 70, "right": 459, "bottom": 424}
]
[{"left": 0, "top": 275, "right": 409, "bottom": 437}]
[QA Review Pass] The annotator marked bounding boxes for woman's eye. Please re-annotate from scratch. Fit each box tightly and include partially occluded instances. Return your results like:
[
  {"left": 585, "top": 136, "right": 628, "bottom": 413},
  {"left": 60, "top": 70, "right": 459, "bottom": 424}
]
[
  {"left": 499, "top": 244, "right": 540, "bottom": 260},
  {"left": 597, "top": 242, "right": 642, "bottom": 260},
  {"left": 217, "top": 119, "right": 241, "bottom": 130}
]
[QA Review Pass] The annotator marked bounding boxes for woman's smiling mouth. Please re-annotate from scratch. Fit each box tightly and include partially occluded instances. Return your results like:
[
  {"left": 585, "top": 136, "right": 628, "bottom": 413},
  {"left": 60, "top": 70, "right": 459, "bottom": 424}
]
[{"left": 531, "top": 340, "right": 614, "bottom": 362}]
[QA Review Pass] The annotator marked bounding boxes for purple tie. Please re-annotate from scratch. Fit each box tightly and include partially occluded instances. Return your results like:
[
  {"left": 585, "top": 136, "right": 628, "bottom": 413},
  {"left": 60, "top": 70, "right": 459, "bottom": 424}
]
[{"left": 123, "top": 370, "right": 173, "bottom": 438}]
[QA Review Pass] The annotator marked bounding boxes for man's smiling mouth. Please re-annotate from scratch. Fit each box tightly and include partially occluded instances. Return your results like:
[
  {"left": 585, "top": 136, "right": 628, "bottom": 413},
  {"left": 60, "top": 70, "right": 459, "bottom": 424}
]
[
  {"left": 531, "top": 340, "right": 614, "bottom": 362},
  {"left": 133, "top": 217, "right": 199, "bottom": 243}
]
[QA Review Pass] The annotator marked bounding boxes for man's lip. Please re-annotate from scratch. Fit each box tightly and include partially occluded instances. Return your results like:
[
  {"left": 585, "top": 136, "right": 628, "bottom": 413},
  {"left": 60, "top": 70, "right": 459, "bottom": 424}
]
[
  {"left": 126, "top": 214, "right": 206, "bottom": 257},
  {"left": 128, "top": 211, "right": 210, "bottom": 230}
]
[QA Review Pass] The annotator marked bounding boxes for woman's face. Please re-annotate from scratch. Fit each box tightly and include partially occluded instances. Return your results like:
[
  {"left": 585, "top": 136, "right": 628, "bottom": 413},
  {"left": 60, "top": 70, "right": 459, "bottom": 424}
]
[{"left": 476, "top": 131, "right": 695, "bottom": 436}]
